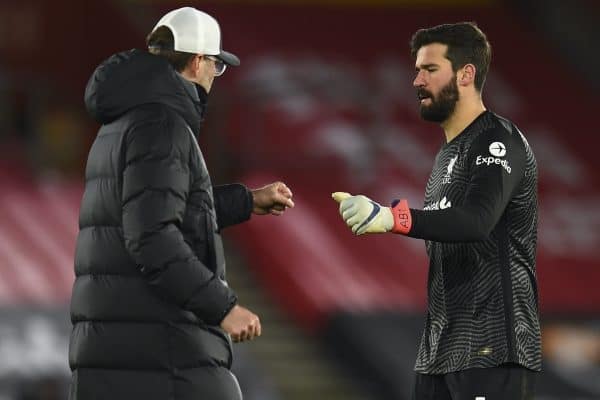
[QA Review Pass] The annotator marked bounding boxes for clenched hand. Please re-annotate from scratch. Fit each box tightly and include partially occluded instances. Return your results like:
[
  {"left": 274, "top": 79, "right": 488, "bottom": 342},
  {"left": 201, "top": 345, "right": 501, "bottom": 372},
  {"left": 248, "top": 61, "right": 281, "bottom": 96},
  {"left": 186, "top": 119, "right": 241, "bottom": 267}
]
[
  {"left": 220, "top": 305, "right": 261, "bottom": 343},
  {"left": 252, "top": 182, "right": 295, "bottom": 216}
]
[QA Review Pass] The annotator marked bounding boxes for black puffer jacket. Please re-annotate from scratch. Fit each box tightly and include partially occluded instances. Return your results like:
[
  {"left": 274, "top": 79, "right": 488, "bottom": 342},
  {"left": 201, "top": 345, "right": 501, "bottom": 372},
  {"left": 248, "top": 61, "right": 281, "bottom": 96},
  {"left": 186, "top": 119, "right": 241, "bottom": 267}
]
[{"left": 69, "top": 49, "right": 252, "bottom": 400}]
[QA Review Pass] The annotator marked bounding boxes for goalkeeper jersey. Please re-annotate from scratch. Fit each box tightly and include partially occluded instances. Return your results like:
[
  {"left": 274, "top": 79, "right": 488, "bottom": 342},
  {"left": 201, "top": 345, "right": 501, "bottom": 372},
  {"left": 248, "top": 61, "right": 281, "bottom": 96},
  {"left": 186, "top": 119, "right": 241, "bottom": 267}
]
[{"left": 407, "top": 110, "right": 541, "bottom": 374}]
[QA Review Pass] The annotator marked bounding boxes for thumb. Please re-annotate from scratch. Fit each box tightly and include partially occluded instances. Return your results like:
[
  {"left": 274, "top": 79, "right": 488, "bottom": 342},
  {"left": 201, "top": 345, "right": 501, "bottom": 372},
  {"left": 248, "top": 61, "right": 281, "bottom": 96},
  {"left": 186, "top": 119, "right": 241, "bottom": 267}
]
[{"left": 331, "top": 192, "right": 352, "bottom": 203}]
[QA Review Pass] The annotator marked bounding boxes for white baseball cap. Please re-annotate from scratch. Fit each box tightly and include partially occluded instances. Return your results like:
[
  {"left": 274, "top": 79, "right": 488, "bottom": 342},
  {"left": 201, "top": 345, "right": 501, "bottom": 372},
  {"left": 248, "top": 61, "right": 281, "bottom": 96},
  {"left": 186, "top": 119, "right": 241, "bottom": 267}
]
[{"left": 151, "top": 7, "right": 240, "bottom": 66}]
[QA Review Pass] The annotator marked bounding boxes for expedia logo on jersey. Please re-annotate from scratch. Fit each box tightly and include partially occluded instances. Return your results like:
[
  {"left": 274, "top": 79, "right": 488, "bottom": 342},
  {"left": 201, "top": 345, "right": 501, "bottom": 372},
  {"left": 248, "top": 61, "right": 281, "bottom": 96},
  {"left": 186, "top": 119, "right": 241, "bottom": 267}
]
[
  {"left": 475, "top": 142, "right": 512, "bottom": 174},
  {"left": 424, "top": 196, "right": 452, "bottom": 210},
  {"left": 442, "top": 155, "right": 458, "bottom": 185}
]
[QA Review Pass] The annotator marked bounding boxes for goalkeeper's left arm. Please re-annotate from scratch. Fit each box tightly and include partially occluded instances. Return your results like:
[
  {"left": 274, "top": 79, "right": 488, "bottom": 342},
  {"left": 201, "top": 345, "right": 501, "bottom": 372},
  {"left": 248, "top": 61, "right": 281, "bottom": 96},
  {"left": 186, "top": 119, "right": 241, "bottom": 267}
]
[
  {"left": 332, "top": 192, "right": 412, "bottom": 236},
  {"left": 331, "top": 125, "right": 529, "bottom": 242}
]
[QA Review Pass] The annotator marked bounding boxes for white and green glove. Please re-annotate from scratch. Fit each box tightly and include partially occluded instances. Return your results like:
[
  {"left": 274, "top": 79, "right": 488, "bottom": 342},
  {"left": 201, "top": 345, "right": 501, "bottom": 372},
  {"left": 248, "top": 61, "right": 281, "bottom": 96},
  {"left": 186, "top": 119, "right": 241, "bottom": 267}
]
[{"left": 332, "top": 192, "right": 412, "bottom": 235}]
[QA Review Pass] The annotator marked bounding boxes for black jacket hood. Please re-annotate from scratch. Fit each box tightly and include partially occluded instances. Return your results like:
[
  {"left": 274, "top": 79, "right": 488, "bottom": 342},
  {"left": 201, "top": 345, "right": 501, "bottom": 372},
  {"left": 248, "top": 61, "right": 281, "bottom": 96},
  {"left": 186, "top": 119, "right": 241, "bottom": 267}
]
[{"left": 84, "top": 49, "right": 207, "bottom": 135}]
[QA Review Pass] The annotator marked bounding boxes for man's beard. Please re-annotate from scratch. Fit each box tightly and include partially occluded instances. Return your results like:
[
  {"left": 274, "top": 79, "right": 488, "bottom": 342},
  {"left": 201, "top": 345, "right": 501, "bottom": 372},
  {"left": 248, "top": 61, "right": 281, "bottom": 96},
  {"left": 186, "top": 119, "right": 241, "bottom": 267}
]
[{"left": 418, "top": 76, "right": 459, "bottom": 123}]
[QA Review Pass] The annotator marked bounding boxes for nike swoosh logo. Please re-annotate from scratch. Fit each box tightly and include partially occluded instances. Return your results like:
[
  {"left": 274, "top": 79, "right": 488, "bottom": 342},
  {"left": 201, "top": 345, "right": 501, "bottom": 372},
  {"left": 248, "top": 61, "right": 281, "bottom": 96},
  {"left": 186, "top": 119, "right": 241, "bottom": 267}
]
[{"left": 356, "top": 200, "right": 380, "bottom": 232}]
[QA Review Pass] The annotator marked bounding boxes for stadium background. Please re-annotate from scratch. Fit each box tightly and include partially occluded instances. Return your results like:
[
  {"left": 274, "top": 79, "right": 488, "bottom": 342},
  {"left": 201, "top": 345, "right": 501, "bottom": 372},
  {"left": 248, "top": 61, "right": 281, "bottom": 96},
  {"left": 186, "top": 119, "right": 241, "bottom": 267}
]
[{"left": 0, "top": 0, "right": 598, "bottom": 399}]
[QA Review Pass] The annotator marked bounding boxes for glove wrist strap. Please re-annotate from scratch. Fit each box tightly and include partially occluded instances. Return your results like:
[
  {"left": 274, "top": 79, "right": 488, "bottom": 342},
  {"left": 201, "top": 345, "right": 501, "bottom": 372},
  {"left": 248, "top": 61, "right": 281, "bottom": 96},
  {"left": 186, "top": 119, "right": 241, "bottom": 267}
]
[{"left": 390, "top": 199, "right": 412, "bottom": 235}]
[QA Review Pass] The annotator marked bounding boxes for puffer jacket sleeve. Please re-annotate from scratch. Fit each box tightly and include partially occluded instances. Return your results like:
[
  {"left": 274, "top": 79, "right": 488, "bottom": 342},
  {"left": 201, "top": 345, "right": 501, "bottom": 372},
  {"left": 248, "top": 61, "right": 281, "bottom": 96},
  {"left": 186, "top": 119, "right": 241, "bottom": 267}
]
[
  {"left": 121, "top": 112, "right": 236, "bottom": 325},
  {"left": 213, "top": 184, "right": 253, "bottom": 230}
]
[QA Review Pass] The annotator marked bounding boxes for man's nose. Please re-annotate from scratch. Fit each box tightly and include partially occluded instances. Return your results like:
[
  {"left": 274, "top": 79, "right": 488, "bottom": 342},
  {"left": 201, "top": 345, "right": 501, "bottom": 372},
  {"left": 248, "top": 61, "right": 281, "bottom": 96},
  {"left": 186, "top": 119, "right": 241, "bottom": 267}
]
[{"left": 413, "top": 71, "right": 426, "bottom": 88}]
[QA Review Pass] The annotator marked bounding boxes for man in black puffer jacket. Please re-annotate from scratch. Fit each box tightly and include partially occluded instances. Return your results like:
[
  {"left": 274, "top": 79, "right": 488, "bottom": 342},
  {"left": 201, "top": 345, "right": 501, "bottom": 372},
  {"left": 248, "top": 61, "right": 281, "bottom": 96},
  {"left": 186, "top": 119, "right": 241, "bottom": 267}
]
[{"left": 69, "top": 7, "right": 294, "bottom": 400}]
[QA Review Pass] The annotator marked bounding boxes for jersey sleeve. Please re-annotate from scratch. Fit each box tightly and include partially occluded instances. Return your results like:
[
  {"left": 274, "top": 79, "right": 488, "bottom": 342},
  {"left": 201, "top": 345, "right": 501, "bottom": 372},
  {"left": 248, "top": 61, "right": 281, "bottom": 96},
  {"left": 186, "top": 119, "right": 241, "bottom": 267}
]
[{"left": 407, "top": 127, "right": 527, "bottom": 242}]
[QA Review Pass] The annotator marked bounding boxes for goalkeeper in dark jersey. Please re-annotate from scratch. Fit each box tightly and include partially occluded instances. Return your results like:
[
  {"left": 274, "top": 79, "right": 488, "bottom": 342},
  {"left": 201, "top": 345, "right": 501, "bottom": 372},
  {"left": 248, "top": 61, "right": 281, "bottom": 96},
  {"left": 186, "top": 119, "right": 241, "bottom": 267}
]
[{"left": 333, "top": 22, "right": 540, "bottom": 400}]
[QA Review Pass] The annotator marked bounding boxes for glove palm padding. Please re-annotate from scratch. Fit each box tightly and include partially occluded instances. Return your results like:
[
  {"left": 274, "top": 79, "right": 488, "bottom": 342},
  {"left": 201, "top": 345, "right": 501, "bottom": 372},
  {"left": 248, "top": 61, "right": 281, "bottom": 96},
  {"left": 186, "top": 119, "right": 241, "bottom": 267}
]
[{"left": 332, "top": 192, "right": 393, "bottom": 235}]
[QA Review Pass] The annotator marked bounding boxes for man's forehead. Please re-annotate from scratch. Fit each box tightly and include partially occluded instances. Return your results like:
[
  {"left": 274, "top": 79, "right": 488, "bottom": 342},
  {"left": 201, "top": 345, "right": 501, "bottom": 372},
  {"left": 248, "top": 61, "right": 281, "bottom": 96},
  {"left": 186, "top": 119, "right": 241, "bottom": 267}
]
[{"left": 415, "top": 43, "right": 449, "bottom": 66}]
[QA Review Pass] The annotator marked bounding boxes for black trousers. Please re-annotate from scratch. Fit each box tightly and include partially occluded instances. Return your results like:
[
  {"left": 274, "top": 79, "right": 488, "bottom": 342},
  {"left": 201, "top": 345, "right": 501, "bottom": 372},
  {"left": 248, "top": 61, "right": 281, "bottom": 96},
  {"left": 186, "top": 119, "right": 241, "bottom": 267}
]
[{"left": 411, "top": 363, "right": 537, "bottom": 400}]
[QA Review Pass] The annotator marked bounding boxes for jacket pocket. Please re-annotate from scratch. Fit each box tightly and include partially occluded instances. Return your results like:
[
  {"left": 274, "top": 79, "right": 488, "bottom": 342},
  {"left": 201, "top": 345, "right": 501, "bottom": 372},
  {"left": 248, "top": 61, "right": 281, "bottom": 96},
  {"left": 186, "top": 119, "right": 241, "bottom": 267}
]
[{"left": 182, "top": 205, "right": 211, "bottom": 267}]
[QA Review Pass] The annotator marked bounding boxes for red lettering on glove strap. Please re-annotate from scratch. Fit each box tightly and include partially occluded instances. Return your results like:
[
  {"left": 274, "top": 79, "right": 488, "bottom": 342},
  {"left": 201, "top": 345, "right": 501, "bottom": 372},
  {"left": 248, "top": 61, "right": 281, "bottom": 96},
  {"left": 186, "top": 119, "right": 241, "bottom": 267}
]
[{"left": 391, "top": 199, "right": 412, "bottom": 235}]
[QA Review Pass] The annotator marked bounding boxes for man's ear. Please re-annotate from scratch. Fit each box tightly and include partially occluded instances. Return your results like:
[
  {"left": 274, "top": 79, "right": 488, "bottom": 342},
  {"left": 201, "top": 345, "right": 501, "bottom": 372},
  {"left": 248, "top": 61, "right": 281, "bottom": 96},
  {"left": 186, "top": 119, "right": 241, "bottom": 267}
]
[
  {"left": 192, "top": 55, "right": 203, "bottom": 74},
  {"left": 458, "top": 64, "right": 476, "bottom": 87},
  {"left": 184, "top": 55, "right": 202, "bottom": 77}
]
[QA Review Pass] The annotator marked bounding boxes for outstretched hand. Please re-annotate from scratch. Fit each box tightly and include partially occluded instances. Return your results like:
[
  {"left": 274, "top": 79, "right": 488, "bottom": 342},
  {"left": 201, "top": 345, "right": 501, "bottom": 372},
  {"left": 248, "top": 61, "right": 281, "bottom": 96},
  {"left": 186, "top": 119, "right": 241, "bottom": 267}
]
[
  {"left": 252, "top": 182, "right": 295, "bottom": 216},
  {"left": 332, "top": 191, "right": 394, "bottom": 235}
]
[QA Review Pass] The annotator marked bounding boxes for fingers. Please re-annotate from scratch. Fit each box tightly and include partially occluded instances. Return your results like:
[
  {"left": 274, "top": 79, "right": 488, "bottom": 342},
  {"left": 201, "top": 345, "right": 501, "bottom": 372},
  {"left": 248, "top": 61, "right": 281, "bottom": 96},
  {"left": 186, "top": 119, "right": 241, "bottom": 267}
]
[
  {"left": 346, "top": 214, "right": 362, "bottom": 228},
  {"left": 255, "top": 317, "right": 262, "bottom": 337},
  {"left": 273, "top": 192, "right": 295, "bottom": 209},
  {"left": 240, "top": 326, "right": 252, "bottom": 342},
  {"left": 339, "top": 199, "right": 354, "bottom": 213},
  {"left": 258, "top": 182, "right": 294, "bottom": 212},
  {"left": 247, "top": 316, "right": 261, "bottom": 342},
  {"left": 341, "top": 203, "right": 356, "bottom": 219},
  {"left": 284, "top": 199, "right": 295, "bottom": 208},
  {"left": 234, "top": 327, "right": 249, "bottom": 343},
  {"left": 276, "top": 182, "right": 293, "bottom": 198},
  {"left": 332, "top": 192, "right": 351, "bottom": 203},
  {"left": 338, "top": 201, "right": 363, "bottom": 234},
  {"left": 231, "top": 316, "right": 261, "bottom": 343},
  {"left": 268, "top": 199, "right": 293, "bottom": 215},
  {"left": 274, "top": 182, "right": 294, "bottom": 204},
  {"left": 356, "top": 224, "right": 368, "bottom": 236}
]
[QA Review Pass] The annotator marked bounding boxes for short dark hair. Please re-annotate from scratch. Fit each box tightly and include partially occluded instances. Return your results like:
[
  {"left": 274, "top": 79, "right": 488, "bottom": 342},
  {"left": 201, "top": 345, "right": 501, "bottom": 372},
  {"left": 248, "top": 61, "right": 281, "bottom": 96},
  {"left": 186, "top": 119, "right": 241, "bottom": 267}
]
[
  {"left": 410, "top": 22, "right": 491, "bottom": 91},
  {"left": 146, "top": 26, "right": 196, "bottom": 72}
]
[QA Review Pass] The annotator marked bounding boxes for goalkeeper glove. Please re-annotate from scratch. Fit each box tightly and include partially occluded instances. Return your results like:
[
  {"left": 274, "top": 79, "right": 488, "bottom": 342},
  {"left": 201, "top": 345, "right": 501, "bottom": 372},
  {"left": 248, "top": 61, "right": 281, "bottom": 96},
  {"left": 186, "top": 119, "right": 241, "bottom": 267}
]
[{"left": 331, "top": 192, "right": 412, "bottom": 235}]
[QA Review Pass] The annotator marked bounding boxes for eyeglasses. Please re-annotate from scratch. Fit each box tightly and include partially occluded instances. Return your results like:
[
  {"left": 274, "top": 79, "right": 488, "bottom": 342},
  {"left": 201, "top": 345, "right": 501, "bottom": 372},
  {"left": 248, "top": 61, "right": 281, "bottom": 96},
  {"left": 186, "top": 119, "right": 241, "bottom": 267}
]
[{"left": 204, "top": 55, "right": 227, "bottom": 76}]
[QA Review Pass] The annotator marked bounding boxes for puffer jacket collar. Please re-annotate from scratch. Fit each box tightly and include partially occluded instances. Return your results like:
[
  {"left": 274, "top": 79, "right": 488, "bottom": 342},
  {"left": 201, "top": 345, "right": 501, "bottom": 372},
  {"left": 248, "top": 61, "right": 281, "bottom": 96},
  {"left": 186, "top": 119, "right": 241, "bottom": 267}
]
[{"left": 84, "top": 49, "right": 208, "bottom": 135}]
